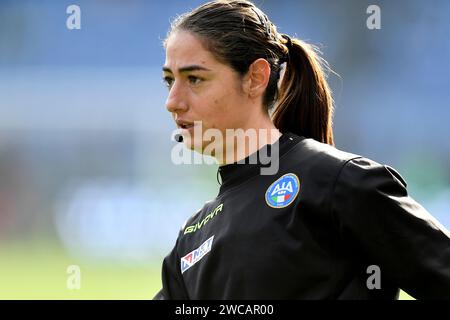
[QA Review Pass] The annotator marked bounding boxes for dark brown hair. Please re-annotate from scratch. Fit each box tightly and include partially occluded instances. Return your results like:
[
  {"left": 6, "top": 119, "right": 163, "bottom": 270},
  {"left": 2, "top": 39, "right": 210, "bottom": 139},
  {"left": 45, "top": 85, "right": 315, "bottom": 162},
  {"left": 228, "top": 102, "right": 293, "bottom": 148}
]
[{"left": 166, "top": 0, "right": 334, "bottom": 145}]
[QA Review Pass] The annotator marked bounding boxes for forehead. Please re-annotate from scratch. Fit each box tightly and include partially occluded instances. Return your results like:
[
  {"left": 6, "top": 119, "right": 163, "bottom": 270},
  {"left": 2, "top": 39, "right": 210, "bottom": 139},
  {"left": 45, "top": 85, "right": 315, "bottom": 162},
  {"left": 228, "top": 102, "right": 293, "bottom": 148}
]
[{"left": 164, "top": 31, "right": 218, "bottom": 70}]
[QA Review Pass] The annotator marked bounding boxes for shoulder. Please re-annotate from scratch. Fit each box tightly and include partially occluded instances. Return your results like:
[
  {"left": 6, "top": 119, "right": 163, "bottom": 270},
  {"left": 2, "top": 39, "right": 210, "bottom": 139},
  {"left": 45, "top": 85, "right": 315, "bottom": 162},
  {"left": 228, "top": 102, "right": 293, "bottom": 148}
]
[
  {"left": 179, "top": 199, "right": 217, "bottom": 232},
  {"left": 336, "top": 156, "right": 408, "bottom": 192},
  {"left": 180, "top": 209, "right": 201, "bottom": 232},
  {"left": 284, "top": 135, "right": 408, "bottom": 193},
  {"left": 285, "top": 136, "right": 362, "bottom": 176}
]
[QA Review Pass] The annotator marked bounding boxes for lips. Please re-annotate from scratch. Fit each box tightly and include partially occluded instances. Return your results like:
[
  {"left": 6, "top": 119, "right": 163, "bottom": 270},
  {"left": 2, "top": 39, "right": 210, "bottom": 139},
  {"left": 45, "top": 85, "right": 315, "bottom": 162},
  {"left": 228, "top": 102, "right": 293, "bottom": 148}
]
[{"left": 176, "top": 119, "right": 195, "bottom": 129}]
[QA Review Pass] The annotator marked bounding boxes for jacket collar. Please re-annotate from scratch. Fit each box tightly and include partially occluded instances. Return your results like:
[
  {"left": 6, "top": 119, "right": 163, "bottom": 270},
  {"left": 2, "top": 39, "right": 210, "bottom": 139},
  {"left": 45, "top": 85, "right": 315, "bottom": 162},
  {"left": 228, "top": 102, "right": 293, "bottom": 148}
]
[{"left": 217, "top": 132, "right": 304, "bottom": 194}]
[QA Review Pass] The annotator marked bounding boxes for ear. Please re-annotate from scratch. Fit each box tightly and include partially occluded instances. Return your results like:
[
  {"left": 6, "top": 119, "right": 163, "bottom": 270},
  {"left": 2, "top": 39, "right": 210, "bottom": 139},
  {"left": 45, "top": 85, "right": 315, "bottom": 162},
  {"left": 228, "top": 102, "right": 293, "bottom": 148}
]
[{"left": 242, "top": 58, "right": 271, "bottom": 99}]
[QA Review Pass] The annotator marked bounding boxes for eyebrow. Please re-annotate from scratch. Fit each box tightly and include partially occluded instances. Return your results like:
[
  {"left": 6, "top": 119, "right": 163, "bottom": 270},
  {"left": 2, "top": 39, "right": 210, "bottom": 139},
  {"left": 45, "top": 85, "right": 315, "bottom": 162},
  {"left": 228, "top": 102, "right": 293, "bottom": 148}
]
[{"left": 162, "top": 65, "right": 211, "bottom": 74}]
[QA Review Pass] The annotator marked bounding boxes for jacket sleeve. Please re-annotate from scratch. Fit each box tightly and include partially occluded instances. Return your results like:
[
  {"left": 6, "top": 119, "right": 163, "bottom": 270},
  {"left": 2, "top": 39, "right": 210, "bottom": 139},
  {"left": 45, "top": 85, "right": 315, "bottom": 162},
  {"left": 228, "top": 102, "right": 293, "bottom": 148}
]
[
  {"left": 332, "top": 157, "right": 450, "bottom": 299},
  {"left": 153, "top": 235, "right": 189, "bottom": 300}
]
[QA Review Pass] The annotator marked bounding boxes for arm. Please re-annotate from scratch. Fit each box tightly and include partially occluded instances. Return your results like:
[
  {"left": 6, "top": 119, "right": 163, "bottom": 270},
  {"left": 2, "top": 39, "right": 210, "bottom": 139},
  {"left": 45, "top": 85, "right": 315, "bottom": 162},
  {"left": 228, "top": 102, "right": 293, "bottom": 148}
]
[
  {"left": 153, "top": 236, "right": 189, "bottom": 300},
  {"left": 332, "top": 157, "right": 450, "bottom": 299}
]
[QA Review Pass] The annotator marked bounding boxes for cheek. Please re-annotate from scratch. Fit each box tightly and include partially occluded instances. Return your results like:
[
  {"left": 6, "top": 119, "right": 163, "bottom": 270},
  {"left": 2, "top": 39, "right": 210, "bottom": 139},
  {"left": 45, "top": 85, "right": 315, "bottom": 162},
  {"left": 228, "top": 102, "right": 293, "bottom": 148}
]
[
  {"left": 198, "top": 79, "right": 242, "bottom": 129},
  {"left": 214, "top": 82, "right": 239, "bottom": 110},
  {"left": 210, "top": 97, "right": 231, "bottom": 129},
  {"left": 198, "top": 95, "right": 227, "bottom": 128}
]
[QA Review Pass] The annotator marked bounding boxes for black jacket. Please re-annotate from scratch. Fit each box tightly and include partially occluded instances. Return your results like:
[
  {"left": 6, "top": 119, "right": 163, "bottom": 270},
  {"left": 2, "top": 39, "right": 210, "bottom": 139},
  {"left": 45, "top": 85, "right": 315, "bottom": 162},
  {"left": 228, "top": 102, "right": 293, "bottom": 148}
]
[{"left": 154, "top": 133, "right": 450, "bottom": 299}]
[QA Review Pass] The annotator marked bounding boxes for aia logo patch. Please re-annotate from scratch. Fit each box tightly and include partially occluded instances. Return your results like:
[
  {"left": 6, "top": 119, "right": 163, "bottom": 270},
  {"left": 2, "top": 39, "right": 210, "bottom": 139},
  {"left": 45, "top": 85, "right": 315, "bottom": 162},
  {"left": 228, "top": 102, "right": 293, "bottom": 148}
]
[
  {"left": 180, "top": 236, "right": 214, "bottom": 274},
  {"left": 265, "top": 173, "right": 300, "bottom": 208}
]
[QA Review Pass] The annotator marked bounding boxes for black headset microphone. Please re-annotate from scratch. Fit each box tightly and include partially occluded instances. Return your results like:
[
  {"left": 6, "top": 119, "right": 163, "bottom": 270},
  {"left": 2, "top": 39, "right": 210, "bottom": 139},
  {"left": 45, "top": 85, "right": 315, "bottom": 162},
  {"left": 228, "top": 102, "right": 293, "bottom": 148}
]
[{"left": 174, "top": 133, "right": 184, "bottom": 143}]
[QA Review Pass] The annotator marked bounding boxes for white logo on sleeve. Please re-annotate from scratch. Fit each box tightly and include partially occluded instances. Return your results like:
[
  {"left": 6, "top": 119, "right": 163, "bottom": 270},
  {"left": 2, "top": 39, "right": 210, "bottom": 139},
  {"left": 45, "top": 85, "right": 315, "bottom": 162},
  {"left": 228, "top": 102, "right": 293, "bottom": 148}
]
[{"left": 180, "top": 236, "right": 214, "bottom": 274}]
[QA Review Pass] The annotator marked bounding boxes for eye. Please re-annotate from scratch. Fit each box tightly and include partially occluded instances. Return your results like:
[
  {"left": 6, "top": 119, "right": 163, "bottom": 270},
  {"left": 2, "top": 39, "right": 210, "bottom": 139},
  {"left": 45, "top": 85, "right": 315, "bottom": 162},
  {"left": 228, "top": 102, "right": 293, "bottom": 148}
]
[
  {"left": 162, "top": 76, "right": 174, "bottom": 89},
  {"left": 188, "top": 75, "right": 202, "bottom": 86}
]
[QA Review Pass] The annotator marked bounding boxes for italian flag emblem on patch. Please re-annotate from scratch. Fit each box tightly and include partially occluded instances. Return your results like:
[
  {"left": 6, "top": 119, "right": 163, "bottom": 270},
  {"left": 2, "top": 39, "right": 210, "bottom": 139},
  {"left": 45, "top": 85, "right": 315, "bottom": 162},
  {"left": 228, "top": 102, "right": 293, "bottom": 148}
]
[
  {"left": 271, "top": 194, "right": 291, "bottom": 203},
  {"left": 265, "top": 173, "right": 300, "bottom": 208}
]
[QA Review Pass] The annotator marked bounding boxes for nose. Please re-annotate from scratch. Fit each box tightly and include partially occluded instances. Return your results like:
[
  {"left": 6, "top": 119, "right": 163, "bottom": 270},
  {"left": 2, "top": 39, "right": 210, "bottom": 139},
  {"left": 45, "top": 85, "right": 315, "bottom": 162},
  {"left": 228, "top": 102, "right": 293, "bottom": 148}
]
[{"left": 165, "top": 81, "right": 188, "bottom": 114}]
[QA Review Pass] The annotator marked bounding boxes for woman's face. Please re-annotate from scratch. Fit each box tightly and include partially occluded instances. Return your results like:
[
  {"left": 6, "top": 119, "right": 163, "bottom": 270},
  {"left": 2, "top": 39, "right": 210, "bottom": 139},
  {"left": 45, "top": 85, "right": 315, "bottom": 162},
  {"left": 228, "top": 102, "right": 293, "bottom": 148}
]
[{"left": 163, "top": 31, "right": 252, "bottom": 153}]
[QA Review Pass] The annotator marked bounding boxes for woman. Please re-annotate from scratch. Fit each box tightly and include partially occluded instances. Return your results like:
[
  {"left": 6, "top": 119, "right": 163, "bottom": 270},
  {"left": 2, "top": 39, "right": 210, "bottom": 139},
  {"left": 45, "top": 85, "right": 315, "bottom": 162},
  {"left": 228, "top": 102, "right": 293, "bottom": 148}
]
[{"left": 155, "top": 0, "right": 450, "bottom": 299}]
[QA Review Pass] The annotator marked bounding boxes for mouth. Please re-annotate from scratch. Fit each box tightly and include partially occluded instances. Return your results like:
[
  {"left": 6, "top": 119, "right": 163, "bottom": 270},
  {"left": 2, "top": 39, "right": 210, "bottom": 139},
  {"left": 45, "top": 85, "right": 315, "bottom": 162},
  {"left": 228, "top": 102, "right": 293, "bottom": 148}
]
[{"left": 176, "top": 120, "right": 195, "bottom": 130}]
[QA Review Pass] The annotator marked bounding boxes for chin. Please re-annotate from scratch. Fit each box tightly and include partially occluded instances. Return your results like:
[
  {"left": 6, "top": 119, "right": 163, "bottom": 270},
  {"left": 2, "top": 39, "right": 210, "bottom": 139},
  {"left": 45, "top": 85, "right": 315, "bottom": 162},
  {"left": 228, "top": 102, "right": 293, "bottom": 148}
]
[
  {"left": 182, "top": 136, "right": 202, "bottom": 153},
  {"left": 190, "top": 138, "right": 218, "bottom": 157}
]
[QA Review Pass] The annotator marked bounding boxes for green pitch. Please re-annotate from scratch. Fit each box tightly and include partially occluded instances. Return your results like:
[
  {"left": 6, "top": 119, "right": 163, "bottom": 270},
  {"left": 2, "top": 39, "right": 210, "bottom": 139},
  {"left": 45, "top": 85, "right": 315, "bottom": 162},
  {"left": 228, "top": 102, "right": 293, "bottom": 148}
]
[
  {"left": 0, "top": 241, "right": 162, "bottom": 299},
  {"left": 0, "top": 241, "right": 414, "bottom": 300}
]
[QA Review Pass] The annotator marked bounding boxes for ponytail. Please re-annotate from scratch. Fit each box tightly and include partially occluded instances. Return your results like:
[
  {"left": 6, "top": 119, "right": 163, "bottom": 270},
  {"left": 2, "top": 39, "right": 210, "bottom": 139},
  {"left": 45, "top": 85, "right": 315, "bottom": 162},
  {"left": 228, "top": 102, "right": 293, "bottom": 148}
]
[{"left": 273, "top": 37, "right": 334, "bottom": 146}]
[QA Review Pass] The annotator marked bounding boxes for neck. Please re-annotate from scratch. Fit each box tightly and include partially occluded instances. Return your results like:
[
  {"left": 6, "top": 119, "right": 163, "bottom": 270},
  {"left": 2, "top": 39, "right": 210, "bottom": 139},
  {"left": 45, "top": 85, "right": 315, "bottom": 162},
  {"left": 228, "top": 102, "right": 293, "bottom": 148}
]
[{"left": 217, "top": 116, "right": 281, "bottom": 166}]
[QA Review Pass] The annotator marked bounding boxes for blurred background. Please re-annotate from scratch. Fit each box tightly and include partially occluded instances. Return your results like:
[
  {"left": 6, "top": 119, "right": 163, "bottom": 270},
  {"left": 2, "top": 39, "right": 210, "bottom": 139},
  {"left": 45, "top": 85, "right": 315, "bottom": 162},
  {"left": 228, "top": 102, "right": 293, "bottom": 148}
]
[{"left": 0, "top": 0, "right": 449, "bottom": 299}]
